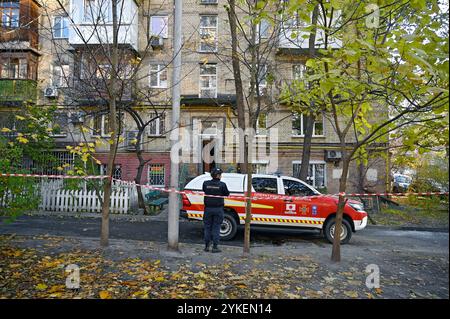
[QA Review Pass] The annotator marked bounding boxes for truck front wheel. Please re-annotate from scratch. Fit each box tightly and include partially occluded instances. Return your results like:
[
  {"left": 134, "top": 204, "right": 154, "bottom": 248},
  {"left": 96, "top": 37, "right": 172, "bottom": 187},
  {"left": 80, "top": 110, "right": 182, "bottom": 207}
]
[{"left": 324, "top": 217, "right": 352, "bottom": 244}]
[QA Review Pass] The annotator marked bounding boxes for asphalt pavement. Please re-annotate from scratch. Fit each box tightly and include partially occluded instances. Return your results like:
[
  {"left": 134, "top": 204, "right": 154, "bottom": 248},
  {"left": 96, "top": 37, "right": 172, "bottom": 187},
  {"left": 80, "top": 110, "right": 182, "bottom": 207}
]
[
  {"left": 1, "top": 214, "right": 448, "bottom": 298},
  {"left": 0, "top": 215, "right": 448, "bottom": 253}
]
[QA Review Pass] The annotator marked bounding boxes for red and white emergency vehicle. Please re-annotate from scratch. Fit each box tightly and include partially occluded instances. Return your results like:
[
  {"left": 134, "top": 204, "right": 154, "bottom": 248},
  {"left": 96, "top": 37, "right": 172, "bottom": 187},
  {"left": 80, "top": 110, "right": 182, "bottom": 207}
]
[{"left": 180, "top": 173, "right": 368, "bottom": 244}]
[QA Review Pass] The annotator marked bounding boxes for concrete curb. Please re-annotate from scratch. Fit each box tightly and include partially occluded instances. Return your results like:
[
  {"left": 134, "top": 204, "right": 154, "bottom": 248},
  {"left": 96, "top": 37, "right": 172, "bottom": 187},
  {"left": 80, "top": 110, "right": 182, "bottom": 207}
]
[
  {"left": 22, "top": 211, "right": 449, "bottom": 232},
  {"left": 25, "top": 210, "right": 169, "bottom": 222},
  {"left": 366, "top": 224, "right": 449, "bottom": 233}
]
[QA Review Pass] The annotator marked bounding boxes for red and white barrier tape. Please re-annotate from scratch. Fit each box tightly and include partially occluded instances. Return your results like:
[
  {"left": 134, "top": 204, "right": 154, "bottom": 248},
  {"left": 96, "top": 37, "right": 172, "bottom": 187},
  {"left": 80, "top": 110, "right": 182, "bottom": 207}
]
[
  {"left": 1, "top": 173, "right": 448, "bottom": 200},
  {"left": 111, "top": 178, "right": 449, "bottom": 201}
]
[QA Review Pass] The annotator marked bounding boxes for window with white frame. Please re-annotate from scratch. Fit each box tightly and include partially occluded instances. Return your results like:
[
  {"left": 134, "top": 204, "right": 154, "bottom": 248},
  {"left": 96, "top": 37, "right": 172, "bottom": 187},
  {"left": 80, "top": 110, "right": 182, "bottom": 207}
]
[
  {"left": 99, "top": 163, "right": 122, "bottom": 180},
  {"left": 148, "top": 113, "right": 165, "bottom": 136},
  {"left": 93, "top": 113, "right": 110, "bottom": 136},
  {"left": 256, "top": 112, "right": 267, "bottom": 136},
  {"left": 52, "top": 64, "right": 70, "bottom": 87},
  {"left": 150, "top": 16, "right": 168, "bottom": 38},
  {"left": 0, "top": 58, "right": 27, "bottom": 79},
  {"left": 0, "top": 1, "right": 20, "bottom": 28},
  {"left": 292, "top": 113, "right": 324, "bottom": 136},
  {"left": 199, "top": 15, "right": 218, "bottom": 52},
  {"left": 293, "top": 63, "right": 306, "bottom": 81},
  {"left": 252, "top": 162, "right": 268, "bottom": 174},
  {"left": 199, "top": 64, "right": 217, "bottom": 98},
  {"left": 148, "top": 164, "right": 165, "bottom": 186},
  {"left": 149, "top": 64, "right": 168, "bottom": 88},
  {"left": 53, "top": 16, "right": 69, "bottom": 38},
  {"left": 293, "top": 161, "right": 326, "bottom": 188},
  {"left": 257, "top": 63, "right": 268, "bottom": 90},
  {"left": 256, "top": 19, "right": 270, "bottom": 39}
]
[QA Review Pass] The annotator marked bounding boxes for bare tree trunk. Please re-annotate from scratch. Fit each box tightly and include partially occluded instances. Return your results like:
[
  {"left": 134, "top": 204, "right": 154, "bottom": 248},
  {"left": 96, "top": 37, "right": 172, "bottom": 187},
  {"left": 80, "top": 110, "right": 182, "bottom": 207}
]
[
  {"left": 299, "top": 5, "right": 319, "bottom": 182},
  {"left": 135, "top": 129, "right": 148, "bottom": 214},
  {"left": 227, "top": 0, "right": 247, "bottom": 174},
  {"left": 100, "top": 0, "right": 119, "bottom": 247},
  {"left": 135, "top": 159, "right": 147, "bottom": 214},
  {"left": 331, "top": 148, "right": 350, "bottom": 262},
  {"left": 357, "top": 160, "right": 365, "bottom": 194},
  {"left": 243, "top": 132, "right": 253, "bottom": 253}
]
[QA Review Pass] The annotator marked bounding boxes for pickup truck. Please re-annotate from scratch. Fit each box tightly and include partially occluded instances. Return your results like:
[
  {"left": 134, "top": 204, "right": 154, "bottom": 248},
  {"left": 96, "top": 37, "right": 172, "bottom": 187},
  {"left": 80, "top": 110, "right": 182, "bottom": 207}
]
[{"left": 180, "top": 173, "right": 368, "bottom": 244}]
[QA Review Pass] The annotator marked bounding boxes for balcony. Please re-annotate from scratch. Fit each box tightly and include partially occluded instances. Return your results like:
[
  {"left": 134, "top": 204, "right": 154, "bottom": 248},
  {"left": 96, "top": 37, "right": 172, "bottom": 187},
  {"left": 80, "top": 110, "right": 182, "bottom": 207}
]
[
  {"left": 68, "top": 0, "right": 139, "bottom": 51},
  {"left": 0, "top": 79, "right": 37, "bottom": 105}
]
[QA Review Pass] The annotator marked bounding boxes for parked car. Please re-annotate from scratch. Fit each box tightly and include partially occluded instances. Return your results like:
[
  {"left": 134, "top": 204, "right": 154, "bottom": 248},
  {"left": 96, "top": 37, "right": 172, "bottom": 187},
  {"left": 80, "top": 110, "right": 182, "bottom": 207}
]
[
  {"left": 180, "top": 173, "right": 368, "bottom": 244},
  {"left": 392, "top": 174, "right": 412, "bottom": 193}
]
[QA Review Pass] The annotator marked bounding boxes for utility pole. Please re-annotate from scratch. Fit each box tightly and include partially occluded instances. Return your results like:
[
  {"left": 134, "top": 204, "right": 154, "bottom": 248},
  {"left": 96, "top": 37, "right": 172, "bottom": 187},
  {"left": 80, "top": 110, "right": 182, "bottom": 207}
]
[{"left": 167, "top": 0, "right": 182, "bottom": 251}]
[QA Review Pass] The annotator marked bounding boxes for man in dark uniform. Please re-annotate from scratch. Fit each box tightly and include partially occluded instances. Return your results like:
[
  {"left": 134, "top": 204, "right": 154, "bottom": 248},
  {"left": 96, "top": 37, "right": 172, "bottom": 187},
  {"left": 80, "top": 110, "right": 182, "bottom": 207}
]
[{"left": 202, "top": 168, "right": 230, "bottom": 253}]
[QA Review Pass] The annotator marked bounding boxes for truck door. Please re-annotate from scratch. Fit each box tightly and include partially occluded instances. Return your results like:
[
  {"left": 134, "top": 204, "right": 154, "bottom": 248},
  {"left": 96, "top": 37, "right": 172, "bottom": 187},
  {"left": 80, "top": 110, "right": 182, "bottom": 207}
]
[
  {"left": 282, "top": 179, "right": 317, "bottom": 217},
  {"left": 250, "top": 177, "right": 284, "bottom": 217}
]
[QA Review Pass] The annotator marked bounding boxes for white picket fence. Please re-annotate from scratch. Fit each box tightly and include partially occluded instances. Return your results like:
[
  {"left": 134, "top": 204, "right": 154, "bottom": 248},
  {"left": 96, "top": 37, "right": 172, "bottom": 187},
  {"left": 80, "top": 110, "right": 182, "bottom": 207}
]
[{"left": 39, "top": 187, "right": 132, "bottom": 214}]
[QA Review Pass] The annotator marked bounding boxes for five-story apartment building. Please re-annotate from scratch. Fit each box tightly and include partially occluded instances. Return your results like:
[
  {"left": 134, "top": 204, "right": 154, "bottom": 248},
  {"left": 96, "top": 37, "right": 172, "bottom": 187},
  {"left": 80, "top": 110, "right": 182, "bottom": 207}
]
[{"left": 1, "top": 0, "right": 389, "bottom": 194}]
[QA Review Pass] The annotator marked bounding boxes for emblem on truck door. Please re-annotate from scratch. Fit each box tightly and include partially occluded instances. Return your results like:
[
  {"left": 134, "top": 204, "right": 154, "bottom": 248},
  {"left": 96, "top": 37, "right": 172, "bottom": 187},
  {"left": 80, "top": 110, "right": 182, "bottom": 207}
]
[
  {"left": 285, "top": 203, "right": 296, "bottom": 214},
  {"left": 300, "top": 205, "right": 309, "bottom": 215}
]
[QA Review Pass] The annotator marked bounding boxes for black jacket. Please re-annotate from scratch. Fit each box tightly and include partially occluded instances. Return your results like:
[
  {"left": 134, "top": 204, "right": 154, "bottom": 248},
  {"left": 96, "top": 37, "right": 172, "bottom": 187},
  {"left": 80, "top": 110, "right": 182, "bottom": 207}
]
[{"left": 202, "top": 178, "right": 230, "bottom": 208}]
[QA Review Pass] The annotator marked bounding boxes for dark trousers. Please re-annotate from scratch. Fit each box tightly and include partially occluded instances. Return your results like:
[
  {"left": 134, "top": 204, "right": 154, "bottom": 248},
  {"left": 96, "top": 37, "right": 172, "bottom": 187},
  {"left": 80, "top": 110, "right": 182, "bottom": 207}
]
[{"left": 203, "top": 207, "right": 224, "bottom": 246}]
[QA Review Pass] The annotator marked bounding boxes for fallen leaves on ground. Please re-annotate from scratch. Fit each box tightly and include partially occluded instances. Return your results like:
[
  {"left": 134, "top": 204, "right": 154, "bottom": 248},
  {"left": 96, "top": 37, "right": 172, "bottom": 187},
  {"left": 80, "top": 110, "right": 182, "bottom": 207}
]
[{"left": 0, "top": 235, "right": 429, "bottom": 299}]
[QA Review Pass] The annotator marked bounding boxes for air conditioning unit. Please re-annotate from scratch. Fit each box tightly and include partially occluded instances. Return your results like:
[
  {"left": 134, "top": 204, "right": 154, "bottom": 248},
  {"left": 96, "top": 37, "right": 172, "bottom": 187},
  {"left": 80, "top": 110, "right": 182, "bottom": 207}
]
[
  {"left": 325, "top": 150, "right": 343, "bottom": 161},
  {"left": 150, "top": 37, "right": 164, "bottom": 49},
  {"left": 68, "top": 112, "right": 85, "bottom": 125},
  {"left": 125, "top": 130, "right": 139, "bottom": 151},
  {"left": 44, "top": 86, "right": 58, "bottom": 98}
]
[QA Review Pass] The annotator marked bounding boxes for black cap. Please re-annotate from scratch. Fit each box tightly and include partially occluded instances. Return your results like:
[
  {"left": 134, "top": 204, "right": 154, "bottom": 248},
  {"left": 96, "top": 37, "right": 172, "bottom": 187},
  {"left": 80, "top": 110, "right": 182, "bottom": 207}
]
[{"left": 210, "top": 168, "right": 223, "bottom": 178}]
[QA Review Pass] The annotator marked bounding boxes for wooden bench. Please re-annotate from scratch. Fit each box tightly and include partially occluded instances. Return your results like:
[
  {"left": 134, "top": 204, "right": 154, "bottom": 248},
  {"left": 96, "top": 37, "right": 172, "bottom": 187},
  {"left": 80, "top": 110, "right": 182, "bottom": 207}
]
[{"left": 145, "top": 191, "right": 168, "bottom": 211}]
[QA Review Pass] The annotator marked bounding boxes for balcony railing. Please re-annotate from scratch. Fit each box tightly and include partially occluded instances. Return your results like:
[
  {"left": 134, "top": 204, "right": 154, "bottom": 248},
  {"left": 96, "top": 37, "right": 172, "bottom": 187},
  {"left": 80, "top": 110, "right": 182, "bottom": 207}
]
[{"left": 0, "top": 79, "right": 37, "bottom": 104}]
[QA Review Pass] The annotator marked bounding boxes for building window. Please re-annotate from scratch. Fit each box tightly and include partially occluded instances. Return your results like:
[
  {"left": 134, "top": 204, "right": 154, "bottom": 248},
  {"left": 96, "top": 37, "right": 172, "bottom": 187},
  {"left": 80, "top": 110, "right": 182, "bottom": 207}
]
[
  {"left": 256, "top": 113, "right": 267, "bottom": 136},
  {"left": 252, "top": 162, "right": 268, "bottom": 174},
  {"left": 100, "top": 164, "right": 122, "bottom": 180},
  {"left": 150, "top": 16, "right": 168, "bottom": 38},
  {"left": 293, "top": 161, "right": 326, "bottom": 188},
  {"left": 1, "top": 58, "right": 27, "bottom": 79},
  {"left": 96, "top": 64, "right": 111, "bottom": 79},
  {"left": 148, "top": 113, "right": 165, "bottom": 136},
  {"left": 293, "top": 63, "right": 306, "bottom": 81},
  {"left": 199, "top": 15, "right": 218, "bottom": 52},
  {"left": 199, "top": 64, "right": 217, "bottom": 98},
  {"left": 257, "top": 19, "right": 270, "bottom": 39},
  {"left": 93, "top": 114, "right": 110, "bottom": 136},
  {"left": 53, "top": 16, "right": 69, "bottom": 38},
  {"left": 148, "top": 164, "right": 165, "bottom": 187},
  {"left": 292, "top": 113, "right": 324, "bottom": 136},
  {"left": 149, "top": 64, "right": 168, "bottom": 88},
  {"left": 257, "top": 64, "right": 268, "bottom": 89},
  {"left": 0, "top": 1, "right": 20, "bottom": 28},
  {"left": 52, "top": 64, "right": 70, "bottom": 87},
  {"left": 50, "top": 112, "right": 69, "bottom": 137}
]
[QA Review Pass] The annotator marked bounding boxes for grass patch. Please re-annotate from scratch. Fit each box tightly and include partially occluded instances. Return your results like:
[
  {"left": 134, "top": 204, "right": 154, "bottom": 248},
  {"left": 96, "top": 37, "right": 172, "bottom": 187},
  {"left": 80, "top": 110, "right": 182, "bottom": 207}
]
[{"left": 372, "top": 197, "right": 449, "bottom": 228}]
